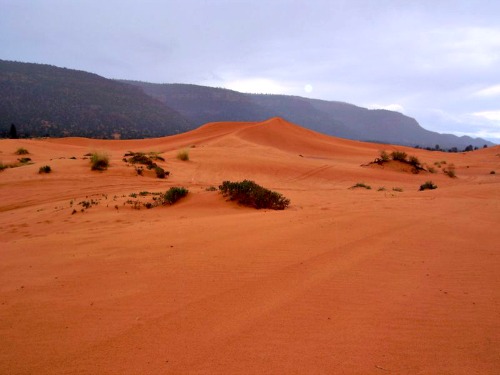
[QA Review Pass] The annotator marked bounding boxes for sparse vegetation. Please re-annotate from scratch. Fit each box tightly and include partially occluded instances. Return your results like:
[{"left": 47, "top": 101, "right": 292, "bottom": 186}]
[
  {"left": 15, "top": 147, "right": 29, "bottom": 155},
  {"left": 419, "top": 181, "right": 437, "bottom": 191},
  {"left": 428, "top": 166, "right": 437, "bottom": 173},
  {"left": 38, "top": 165, "right": 51, "bottom": 174},
  {"left": 154, "top": 166, "right": 168, "bottom": 179},
  {"left": 391, "top": 150, "right": 407, "bottom": 162},
  {"left": 392, "top": 187, "right": 403, "bottom": 192},
  {"left": 18, "top": 157, "right": 31, "bottom": 164},
  {"left": 177, "top": 149, "right": 190, "bottom": 161},
  {"left": 164, "top": 187, "right": 189, "bottom": 205},
  {"left": 205, "top": 186, "right": 217, "bottom": 191},
  {"left": 490, "top": 170, "right": 496, "bottom": 175},
  {"left": 443, "top": 164, "right": 456, "bottom": 178},
  {"left": 350, "top": 182, "right": 372, "bottom": 190},
  {"left": 124, "top": 151, "right": 169, "bottom": 178},
  {"left": 377, "top": 187, "right": 387, "bottom": 191},
  {"left": 90, "top": 151, "right": 109, "bottom": 171},
  {"left": 219, "top": 180, "right": 290, "bottom": 210},
  {"left": 379, "top": 150, "right": 390, "bottom": 162}
]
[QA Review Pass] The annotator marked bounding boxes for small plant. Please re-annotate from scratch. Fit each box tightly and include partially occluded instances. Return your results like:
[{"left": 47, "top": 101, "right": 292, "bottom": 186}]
[
  {"left": 18, "top": 157, "right": 31, "bottom": 163},
  {"left": 391, "top": 150, "right": 407, "bottom": 162},
  {"left": 38, "top": 165, "right": 51, "bottom": 174},
  {"left": 15, "top": 147, "right": 29, "bottom": 155},
  {"left": 90, "top": 151, "right": 109, "bottom": 171},
  {"left": 408, "top": 155, "right": 421, "bottom": 168},
  {"left": 350, "top": 182, "right": 371, "bottom": 190},
  {"left": 154, "top": 166, "right": 169, "bottom": 179},
  {"left": 205, "top": 186, "right": 217, "bottom": 191},
  {"left": 219, "top": 180, "right": 290, "bottom": 210},
  {"left": 490, "top": 170, "right": 496, "bottom": 175},
  {"left": 177, "top": 149, "right": 190, "bottom": 161},
  {"left": 377, "top": 187, "right": 386, "bottom": 191},
  {"left": 428, "top": 166, "right": 436, "bottom": 173},
  {"left": 164, "top": 187, "right": 189, "bottom": 205},
  {"left": 419, "top": 181, "right": 437, "bottom": 191},
  {"left": 392, "top": 187, "right": 403, "bottom": 192},
  {"left": 443, "top": 164, "right": 456, "bottom": 178},
  {"left": 379, "top": 150, "right": 390, "bottom": 162},
  {"left": 0, "top": 161, "right": 7, "bottom": 171}
]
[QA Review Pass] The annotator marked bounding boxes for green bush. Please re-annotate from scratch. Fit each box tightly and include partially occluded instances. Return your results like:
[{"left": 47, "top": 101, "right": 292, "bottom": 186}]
[
  {"left": 164, "top": 187, "right": 189, "bottom": 204},
  {"left": 154, "top": 166, "right": 169, "bottom": 179},
  {"left": 177, "top": 149, "right": 189, "bottom": 161},
  {"left": 90, "top": 151, "right": 109, "bottom": 171},
  {"left": 15, "top": 147, "right": 29, "bottom": 155},
  {"left": 38, "top": 165, "right": 51, "bottom": 174},
  {"left": 419, "top": 181, "right": 437, "bottom": 191},
  {"left": 379, "top": 150, "right": 390, "bottom": 162},
  {"left": 219, "top": 180, "right": 290, "bottom": 210},
  {"left": 408, "top": 155, "right": 421, "bottom": 168},
  {"left": 391, "top": 150, "right": 407, "bottom": 162}
]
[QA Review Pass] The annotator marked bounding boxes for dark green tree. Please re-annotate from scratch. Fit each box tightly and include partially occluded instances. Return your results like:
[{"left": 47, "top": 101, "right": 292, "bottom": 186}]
[{"left": 9, "top": 124, "right": 18, "bottom": 139}]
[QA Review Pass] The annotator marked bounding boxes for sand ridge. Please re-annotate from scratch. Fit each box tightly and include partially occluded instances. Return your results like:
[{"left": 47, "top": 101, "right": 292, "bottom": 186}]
[{"left": 1, "top": 117, "right": 499, "bottom": 374}]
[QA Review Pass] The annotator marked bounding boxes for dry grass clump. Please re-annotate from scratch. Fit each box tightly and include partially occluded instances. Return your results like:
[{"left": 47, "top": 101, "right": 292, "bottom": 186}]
[
  {"left": 443, "top": 163, "right": 456, "bottom": 178},
  {"left": 177, "top": 149, "right": 190, "bottom": 161},
  {"left": 15, "top": 147, "right": 29, "bottom": 155},
  {"left": 90, "top": 151, "right": 110, "bottom": 171}
]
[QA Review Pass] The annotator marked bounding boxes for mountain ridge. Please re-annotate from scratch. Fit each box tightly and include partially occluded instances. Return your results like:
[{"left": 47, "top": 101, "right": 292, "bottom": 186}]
[{"left": 0, "top": 60, "right": 493, "bottom": 148}]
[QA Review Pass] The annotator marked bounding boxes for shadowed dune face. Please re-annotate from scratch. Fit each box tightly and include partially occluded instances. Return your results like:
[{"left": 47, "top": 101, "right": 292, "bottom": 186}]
[{"left": 1, "top": 118, "right": 500, "bottom": 374}]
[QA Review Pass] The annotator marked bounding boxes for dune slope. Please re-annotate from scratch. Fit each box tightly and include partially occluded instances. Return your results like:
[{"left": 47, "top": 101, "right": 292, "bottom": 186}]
[{"left": 1, "top": 118, "right": 499, "bottom": 374}]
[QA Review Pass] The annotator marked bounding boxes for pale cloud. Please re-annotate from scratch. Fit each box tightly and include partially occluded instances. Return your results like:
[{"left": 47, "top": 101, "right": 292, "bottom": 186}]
[
  {"left": 473, "top": 84, "right": 500, "bottom": 97},
  {"left": 472, "top": 111, "right": 500, "bottom": 122}
]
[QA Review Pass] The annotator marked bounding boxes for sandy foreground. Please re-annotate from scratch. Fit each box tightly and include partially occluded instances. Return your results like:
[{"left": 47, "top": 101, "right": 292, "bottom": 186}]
[{"left": 1, "top": 118, "right": 499, "bottom": 374}]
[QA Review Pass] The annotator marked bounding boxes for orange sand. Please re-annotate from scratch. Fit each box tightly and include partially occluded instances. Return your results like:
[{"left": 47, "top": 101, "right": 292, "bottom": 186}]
[{"left": 1, "top": 118, "right": 499, "bottom": 374}]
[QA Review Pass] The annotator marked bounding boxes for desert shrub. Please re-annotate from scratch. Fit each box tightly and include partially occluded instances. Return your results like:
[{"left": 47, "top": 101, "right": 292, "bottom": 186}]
[
  {"left": 419, "top": 181, "right": 437, "bottom": 191},
  {"left": 379, "top": 150, "right": 390, "bottom": 162},
  {"left": 377, "top": 187, "right": 386, "bottom": 191},
  {"left": 18, "top": 157, "right": 31, "bottom": 163},
  {"left": 219, "top": 180, "right": 290, "bottom": 210},
  {"left": 443, "top": 164, "right": 456, "bottom": 178},
  {"left": 177, "top": 149, "right": 189, "bottom": 161},
  {"left": 491, "top": 170, "right": 496, "bottom": 175},
  {"left": 154, "top": 166, "right": 169, "bottom": 179},
  {"left": 392, "top": 187, "right": 403, "bottom": 192},
  {"left": 135, "top": 166, "right": 143, "bottom": 175},
  {"left": 350, "top": 182, "right": 372, "bottom": 190},
  {"left": 391, "top": 150, "right": 407, "bottom": 162},
  {"left": 164, "top": 187, "right": 189, "bottom": 205},
  {"left": 205, "top": 186, "right": 217, "bottom": 191},
  {"left": 408, "top": 155, "right": 421, "bottom": 168},
  {"left": 0, "top": 162, "right": 6, "bottom": 171},
  {"left": 90, "top": 151, "right": 109, "bottom": 171},
  {"left": 38, "top": 165, "right": 51, "bottom": 174},
  {"left": 15, "top": 147, "right": 29, "bottom": 155},
  {"left": 428, "top": 166, "right": 436, "bottom": 173}
]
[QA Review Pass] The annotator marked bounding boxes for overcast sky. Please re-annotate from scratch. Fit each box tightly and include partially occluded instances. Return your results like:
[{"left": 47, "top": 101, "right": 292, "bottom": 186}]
[{"left": 1, "top": 0, "right": 500, "bottom": 142}]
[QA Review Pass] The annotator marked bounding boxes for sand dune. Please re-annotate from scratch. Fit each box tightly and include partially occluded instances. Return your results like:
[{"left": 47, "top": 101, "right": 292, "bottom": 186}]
[{"left": 1, "top": 118, "right": 499, "bottom": 374}]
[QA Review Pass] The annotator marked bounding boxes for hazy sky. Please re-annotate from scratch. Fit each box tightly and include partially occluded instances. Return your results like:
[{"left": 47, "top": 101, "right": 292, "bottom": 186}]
[{"left": 2, "top": 0, "right": 500, "bottom": 142}]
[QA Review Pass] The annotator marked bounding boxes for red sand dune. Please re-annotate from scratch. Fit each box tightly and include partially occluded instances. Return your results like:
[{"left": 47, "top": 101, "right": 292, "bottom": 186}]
[{"left": 1, "top": 118, "right": 499, "bottom": 374}]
